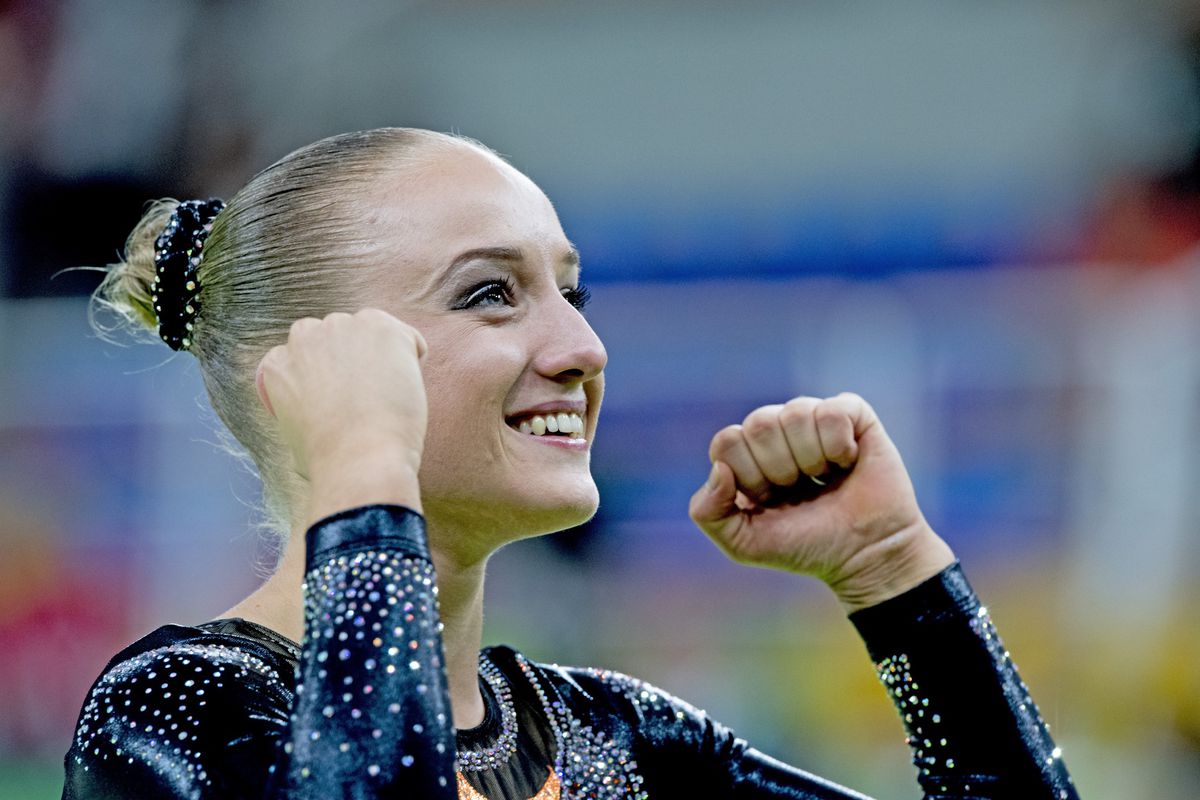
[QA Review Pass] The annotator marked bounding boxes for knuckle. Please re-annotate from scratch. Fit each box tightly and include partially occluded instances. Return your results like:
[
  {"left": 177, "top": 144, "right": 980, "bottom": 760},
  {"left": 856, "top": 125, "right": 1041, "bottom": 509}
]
[
  {"left": 813, "top": 401, "right": 846, "bottom": 427},
  {"left": 779, "top": 399, "right": 815, "bottom": 427},
  {"left": 288, "top": 317, "right": 315, "bottom": 337},
  {"left": 356, "top": 307, "right": 389, "bottom": 324},
  {"left": 741, "top": 409, "right": 779, "bottom": 439},
  {"left": 709, "top": 425, "right": 743, "bottom": 458},
  {"left": 830, "top": 391, "right": 870, "bottom": 416}
]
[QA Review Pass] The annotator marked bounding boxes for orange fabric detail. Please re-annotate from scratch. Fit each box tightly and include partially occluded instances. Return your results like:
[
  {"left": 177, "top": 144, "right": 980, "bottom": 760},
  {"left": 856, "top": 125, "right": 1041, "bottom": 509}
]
[{"left": 456, "top": 766, "right": 560, "bottom": 800}]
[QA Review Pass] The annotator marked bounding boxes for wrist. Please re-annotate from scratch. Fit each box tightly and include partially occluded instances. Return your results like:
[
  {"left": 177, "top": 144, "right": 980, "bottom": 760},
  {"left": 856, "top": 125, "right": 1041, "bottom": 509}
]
[
  {"left": 827, "top": 521, "right": 956, "bottom": 614},
  {"left": 306, "top": 449, "right": 423, "bottom": 527}
]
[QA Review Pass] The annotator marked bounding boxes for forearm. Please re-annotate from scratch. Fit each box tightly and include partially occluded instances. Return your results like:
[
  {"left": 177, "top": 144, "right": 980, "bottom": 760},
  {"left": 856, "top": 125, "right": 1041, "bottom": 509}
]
[
  {"left": 849, "top": 563, "right": 1078, "bottom": 799},
  {"left": 269, "top": 504, "right": 455, "bottom": 798}
]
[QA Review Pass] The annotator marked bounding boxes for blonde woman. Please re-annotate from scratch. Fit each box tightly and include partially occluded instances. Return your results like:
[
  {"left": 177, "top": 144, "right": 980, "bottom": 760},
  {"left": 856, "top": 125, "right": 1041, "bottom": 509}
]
[{"left": 64, "top": 129, "right": 1077, "bottom": 799}]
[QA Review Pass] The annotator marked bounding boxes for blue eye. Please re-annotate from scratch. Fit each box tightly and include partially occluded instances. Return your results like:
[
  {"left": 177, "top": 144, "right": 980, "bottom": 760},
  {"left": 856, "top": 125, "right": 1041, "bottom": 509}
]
[
  {"left": 563, "top": 283, "right": 591, "bottom": 311},
  {"left": 457, "top": 278, "right": 514, "bottom": 309}
]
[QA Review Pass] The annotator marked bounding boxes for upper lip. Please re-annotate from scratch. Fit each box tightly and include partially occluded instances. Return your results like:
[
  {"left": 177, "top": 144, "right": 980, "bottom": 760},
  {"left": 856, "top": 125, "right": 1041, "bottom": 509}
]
[{"left": 505, "top": 400, "right": 587, "bottom": 425}]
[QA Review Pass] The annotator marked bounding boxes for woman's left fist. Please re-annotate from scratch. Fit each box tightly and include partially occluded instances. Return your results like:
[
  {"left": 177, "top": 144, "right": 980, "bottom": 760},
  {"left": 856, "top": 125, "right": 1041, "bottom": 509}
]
[{"left": 688, "top": 393, "right": 954, "bottom": 611}]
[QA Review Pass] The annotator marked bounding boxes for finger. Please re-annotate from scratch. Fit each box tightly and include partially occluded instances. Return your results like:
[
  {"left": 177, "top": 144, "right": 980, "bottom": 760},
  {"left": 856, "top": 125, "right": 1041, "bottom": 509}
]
[
  {"left": 289, "top": 315, "right": 322, "bottom": 333},
  {"left": 778, "top": 396, "right": 827, "bottom": 478},
  {"left": 410, "top": 327, "right": 428, "bottom": 360},
  {"left": 709, "top": 424, "right": 772, "bottom": 503},
  {"left": 360, "top": 308, "right": 428, "bottom": 360},
  {"left": 688, "top": 461, "right": 739, "bottom": 531},
  {"left": 386, "top": 315, "right": 428, "bottom": 360},
  {"left": 814, "top": 393, "right": 866, "bottom": 468},
  {"left": 741, "top": 405, "right": 800, "bottom": 487},
  {"left": 355, "top": 307, "right": 392, "bottom": 322},
  {"left": 255, "top": 348, "right": 282, "bottom": 418}
]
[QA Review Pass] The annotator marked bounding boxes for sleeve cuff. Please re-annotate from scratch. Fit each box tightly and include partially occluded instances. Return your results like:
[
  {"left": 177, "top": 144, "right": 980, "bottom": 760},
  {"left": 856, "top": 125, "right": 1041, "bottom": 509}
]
[
  {"left": 847, "top": 562, "right": 979, "bottom": 660},
  {"left": 304, "top": 504, "right": 430, "bottom": 568}
]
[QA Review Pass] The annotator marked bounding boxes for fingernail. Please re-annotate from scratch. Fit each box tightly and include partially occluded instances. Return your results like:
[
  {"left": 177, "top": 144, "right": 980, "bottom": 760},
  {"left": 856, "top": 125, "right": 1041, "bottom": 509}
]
[{"left": 707, "top": 462, "right": 720, "bottom": 490}]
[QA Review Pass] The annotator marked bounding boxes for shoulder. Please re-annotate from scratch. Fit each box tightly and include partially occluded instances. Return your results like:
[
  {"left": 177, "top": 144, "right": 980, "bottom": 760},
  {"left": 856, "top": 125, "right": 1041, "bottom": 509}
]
[
  {"left": 564, "top": 663, "right": 706, "bottom": 725},
  {"left": 486, "top": 645, "right": 759, "bottom": 795},
  {"left": 73, "top": 622, "right": 297, "bottom": 744},
  {"left": 486, "top": 644, "right": 716, "bottom": 743},
  {"left": 64, "top": 623, "right": 295, "bottom": 799}
]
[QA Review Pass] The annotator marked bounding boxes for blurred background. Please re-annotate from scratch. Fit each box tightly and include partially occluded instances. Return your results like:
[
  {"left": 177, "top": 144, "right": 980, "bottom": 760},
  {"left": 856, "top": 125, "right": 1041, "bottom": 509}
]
[{"left": 2, "top": 0, "right": 1199, "bottom": 797}]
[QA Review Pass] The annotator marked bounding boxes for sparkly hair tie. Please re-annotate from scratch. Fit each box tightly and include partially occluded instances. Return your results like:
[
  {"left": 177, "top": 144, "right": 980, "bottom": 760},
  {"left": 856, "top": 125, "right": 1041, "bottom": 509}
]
[{"left": 151, "top": 198, "right": 225, "bottom": 351}]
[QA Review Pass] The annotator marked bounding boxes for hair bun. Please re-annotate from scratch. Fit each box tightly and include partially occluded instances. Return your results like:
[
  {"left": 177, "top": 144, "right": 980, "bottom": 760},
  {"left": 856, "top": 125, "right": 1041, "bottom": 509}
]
[{"left": 150, "top": 198, "right": 225, "bottom": 351}]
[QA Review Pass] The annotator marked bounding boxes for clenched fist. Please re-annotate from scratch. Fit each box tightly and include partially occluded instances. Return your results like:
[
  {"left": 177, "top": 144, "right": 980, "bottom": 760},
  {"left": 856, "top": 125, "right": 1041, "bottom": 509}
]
[
  {"left": 255, "top": 309, "right": 429, "bottom": 525},
  {"left": 689, "top": 393, "right": 955, "bottom": 612}
]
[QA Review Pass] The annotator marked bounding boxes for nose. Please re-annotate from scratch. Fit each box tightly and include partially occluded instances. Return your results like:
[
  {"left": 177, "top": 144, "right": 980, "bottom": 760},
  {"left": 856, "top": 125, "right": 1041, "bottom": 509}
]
[{"left": 532, "top": 292, "right": 607, "bottom": 383}]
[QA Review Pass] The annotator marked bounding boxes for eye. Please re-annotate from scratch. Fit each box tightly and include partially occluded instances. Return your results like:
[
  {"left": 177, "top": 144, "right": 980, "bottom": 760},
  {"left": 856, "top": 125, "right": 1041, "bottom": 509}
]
[
  {"left": 456, "top": 278, "right": 515, "bottom": 310},
  {"left": 562, "top": 283, "right": 591, "bottom": 311}
]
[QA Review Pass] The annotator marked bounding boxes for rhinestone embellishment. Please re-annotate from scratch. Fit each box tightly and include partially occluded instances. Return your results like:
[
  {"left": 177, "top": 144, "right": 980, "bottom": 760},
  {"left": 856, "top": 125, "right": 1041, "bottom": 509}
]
[
  {"left": 517, "top": 656, "right": 649, "bottom": 799},
  {"left": 456, "top": 655, "right": 518, "bottom": 772}
]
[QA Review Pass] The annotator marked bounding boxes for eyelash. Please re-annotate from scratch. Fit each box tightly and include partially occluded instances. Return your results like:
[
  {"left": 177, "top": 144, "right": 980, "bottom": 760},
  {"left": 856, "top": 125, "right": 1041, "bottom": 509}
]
[
  {"left": 563, "top": 284, "right": 591, "bottom": 311},
  {"left": 457, "top": 278, "right": 515, "bottom": 309},
  {"left": 456, "top": 279, "right": 591, "bottom": 311}
]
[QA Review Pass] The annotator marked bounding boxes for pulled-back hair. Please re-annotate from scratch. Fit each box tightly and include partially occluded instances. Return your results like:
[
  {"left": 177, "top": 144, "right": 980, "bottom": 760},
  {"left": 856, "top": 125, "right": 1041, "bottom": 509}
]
[{"left": 91, "top": 128, "right": 492, "bottom": 555}]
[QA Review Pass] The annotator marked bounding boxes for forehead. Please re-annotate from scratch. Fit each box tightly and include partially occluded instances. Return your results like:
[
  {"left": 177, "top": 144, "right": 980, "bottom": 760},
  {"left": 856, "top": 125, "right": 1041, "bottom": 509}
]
[{"left": 362, "top": 143, "right": 568, "bottom": 265}]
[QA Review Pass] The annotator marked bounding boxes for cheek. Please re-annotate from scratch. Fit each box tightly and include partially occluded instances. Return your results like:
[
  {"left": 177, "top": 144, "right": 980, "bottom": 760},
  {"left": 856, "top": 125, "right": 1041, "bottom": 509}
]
[{"left": 419, "top": 336, "right": 522, "bottom": 442}]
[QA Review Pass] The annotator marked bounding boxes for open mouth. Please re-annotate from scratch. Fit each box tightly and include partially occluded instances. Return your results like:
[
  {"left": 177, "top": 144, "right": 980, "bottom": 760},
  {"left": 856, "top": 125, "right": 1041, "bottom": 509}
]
[{"left": 505, "top": 411, "right": 586, "bottom": 438}]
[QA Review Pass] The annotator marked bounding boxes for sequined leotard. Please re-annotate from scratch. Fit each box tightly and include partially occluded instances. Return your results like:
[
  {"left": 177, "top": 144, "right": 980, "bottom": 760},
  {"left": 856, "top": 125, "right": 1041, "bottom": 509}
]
[{"left": 63, "top": 505, "right": 1080, "bottom": 799}]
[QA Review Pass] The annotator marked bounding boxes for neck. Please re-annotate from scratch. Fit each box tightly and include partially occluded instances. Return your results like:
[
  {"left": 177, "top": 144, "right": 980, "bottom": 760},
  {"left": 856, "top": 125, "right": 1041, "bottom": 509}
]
[
  {"left": 223, "top": 519, "right": 491, "bottom": 731},
  {"left": 427, "top": 539, "right": 489, "bottom": 730}
]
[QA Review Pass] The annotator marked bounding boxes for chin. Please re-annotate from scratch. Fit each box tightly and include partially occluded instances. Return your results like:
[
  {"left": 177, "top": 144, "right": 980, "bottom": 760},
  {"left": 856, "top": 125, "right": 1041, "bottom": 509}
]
[
  {"left": 509, "top": 481, "right": 600, "bottom": 536},
  {"left": 423, "top": 477, "right": 600, "bottom": 544}
]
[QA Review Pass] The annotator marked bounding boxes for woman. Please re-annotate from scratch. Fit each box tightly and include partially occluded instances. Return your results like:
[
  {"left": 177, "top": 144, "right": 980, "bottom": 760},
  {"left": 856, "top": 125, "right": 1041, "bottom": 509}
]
[{"left": 63, "top": 128, "right": 1078, "bottom": 799}]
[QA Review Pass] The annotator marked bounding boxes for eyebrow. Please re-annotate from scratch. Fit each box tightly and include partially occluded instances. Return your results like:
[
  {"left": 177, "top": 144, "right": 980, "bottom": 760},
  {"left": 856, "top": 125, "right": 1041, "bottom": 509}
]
[{"left": 422, "top": 244, "right": 582, "bottom": 296}]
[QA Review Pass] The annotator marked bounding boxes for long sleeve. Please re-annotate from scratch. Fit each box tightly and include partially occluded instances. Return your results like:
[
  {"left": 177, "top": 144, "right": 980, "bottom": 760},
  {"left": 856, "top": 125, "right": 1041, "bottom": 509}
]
[
  {"left": 558, "top": 563, "right": 1079, "bottom": 799},
  {"left": 266, "top": 504, "right": 457, "bottom": 798},
  {"left": 847, "top": 563, "right": 1078, "bottom": 799},
  {"left": 63, "top": 504, "right": 457, "bottom": 799}
]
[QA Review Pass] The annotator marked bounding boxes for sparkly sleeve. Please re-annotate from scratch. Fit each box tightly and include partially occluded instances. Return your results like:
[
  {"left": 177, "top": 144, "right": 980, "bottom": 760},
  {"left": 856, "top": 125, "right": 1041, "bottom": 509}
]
[
  {"left": 266, "top": 503, "right": 457, "bottom": 798},
  {"left": 571, "top": 563, "right": 1078, "bottom": 799},
  {"left": 63, "top": 636, "right": 297, "bottom": 799},
  {"left": 846, "top": 562, "right": 1079, "bottom": 799},
  {"left": 62, "top": 504, "right": 457, "bottom": 799}
]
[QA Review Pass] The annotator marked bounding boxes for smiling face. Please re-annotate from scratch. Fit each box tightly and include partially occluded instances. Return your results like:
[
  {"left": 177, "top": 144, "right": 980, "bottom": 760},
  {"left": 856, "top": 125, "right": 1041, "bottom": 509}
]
[{"left": 361, "top": 141, "right": 606, "bottom": 553}]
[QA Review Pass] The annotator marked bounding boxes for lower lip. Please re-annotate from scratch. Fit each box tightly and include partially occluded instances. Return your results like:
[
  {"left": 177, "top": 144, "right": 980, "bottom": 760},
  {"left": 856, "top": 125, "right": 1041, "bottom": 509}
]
[{"left": 507, "top": 427, "right": 590, "bottom": 451}]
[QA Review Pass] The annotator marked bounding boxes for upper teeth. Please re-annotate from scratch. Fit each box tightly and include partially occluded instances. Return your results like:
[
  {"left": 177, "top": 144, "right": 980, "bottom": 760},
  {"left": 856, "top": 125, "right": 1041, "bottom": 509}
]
[{"left": 517, "top": 413, "right": 585, "bottom": 437}]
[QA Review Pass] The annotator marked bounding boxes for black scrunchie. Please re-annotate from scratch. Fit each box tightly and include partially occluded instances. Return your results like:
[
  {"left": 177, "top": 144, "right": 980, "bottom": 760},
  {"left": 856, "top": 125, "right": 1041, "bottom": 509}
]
[{"left": 151, "top": 198, "right": 225, "bottom": 351}]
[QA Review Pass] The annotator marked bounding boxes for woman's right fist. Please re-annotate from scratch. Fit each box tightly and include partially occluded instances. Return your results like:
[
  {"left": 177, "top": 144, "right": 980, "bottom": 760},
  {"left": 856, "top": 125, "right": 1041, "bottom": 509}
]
[{"left": 255, "top": 309, "right": 428, "bottom": 486}]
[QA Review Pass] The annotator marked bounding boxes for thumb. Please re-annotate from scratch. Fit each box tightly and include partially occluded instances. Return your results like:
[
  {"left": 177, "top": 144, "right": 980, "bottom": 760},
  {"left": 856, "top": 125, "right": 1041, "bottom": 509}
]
[{"left": 688, "top": 461, "right": 740, "bottom": 534}]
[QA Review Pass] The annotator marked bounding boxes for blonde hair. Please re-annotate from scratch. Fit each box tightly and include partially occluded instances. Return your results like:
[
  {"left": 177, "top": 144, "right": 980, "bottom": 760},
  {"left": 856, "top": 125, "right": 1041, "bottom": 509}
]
[{"left": 91, "top": 128, "right": 494, "bottom": 556}]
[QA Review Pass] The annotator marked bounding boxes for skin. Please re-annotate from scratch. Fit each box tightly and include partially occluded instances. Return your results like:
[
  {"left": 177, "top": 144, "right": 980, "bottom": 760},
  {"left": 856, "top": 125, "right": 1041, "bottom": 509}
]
[{"left": 223, "top": 140, "right": 955, "bottom": 731}]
